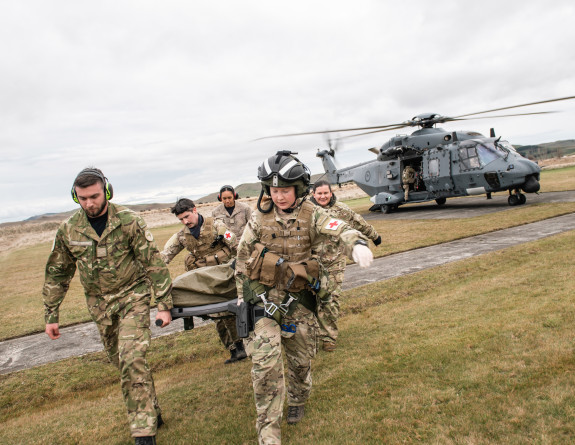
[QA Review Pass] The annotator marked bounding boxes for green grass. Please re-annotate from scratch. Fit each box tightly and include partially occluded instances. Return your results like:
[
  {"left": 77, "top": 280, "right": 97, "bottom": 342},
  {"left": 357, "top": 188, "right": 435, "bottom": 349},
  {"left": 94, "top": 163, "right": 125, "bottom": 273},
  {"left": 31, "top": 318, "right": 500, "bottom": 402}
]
[
  {"left": 1, "top": 230, "right": 574, "bottom": 444},
  {"left": 1, "top": 165, "right": 575, "bottom": 341}
]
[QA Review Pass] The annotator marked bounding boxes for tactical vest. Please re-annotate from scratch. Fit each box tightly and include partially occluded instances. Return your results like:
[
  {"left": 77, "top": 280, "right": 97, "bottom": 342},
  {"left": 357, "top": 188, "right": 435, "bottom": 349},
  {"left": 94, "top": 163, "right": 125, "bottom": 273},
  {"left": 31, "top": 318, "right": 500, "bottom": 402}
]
[
  {"left": 243, "top": 200, "right": 320, "bottom": 315},
  {"left": 259, "top": 199, "right": 314, "bottom": 263},
  {"left": 185, "top": 217, "right": 232, "bottom": 270}
]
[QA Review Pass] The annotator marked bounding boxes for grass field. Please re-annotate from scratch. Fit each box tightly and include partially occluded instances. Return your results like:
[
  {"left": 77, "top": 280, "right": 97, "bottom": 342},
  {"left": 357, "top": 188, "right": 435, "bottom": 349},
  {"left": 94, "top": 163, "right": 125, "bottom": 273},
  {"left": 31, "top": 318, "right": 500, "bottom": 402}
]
[
  {"left": 0, "top": 165, "right": 574, "bottom": 443},
  {"left": 1, "top": 166, "right": 575, "bottom": 341},
  {"left": 1, "top": 229, "right": 574, "bottom": 444}
]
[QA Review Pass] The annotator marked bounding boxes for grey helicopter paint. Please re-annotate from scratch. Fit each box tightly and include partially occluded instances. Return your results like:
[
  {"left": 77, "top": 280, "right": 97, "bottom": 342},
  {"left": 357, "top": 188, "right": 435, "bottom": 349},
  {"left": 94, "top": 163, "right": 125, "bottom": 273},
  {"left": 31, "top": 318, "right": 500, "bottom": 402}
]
[
  {"left": 259, "top": 96, "right": 574, "bottom": 214},
  {"left": 316, "top": 121, "right": 541, "bottom": 213}
]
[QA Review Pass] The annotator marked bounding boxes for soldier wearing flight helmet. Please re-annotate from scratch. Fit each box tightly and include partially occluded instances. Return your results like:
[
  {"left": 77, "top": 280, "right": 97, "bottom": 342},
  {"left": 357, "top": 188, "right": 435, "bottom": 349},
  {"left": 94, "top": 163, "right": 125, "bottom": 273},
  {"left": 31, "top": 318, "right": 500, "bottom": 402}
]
[{"left": 235, "top": 151, "right": 374, "bottom": 445}]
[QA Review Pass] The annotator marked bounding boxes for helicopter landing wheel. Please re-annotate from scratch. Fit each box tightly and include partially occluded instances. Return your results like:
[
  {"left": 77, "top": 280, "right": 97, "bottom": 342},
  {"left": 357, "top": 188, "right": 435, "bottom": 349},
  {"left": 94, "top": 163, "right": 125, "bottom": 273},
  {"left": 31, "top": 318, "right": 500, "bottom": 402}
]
[
  {"left": 508, "top": 194, "right": 520, "bottom": 206},
  {"left": 381, "top": 204, "right": 392, "bottom": 214},
  {"left": 518, "top": 193, "right": 526, "bottom": 205},
  {"left": 435, "top": 197, "right": 447, "bottom": 206}
]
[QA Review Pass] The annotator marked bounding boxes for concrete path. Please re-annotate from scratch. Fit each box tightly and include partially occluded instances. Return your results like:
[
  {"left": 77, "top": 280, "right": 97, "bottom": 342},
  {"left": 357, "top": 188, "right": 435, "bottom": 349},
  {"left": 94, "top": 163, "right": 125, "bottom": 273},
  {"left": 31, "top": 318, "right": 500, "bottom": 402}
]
[{"left": 2, "top": 211, "right": 575, "bottom": 375}]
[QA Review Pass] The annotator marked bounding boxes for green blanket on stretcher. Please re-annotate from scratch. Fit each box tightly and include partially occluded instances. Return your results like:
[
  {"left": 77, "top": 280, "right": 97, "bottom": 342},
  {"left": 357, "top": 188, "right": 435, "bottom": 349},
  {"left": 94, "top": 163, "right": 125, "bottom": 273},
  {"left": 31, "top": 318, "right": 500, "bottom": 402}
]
[{"left": 171, "top": 262, "right": 238, "bottom": 307}]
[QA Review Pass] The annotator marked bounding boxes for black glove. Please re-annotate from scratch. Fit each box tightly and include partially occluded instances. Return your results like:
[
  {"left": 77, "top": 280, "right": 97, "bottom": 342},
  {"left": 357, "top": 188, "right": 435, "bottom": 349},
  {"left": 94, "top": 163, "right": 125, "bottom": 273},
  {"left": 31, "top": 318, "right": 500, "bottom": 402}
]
[
  {"left": 210, "top": 234, "right": 224, "bottom": 248},
  {"left": 373, "top": 235, "right": 382, "bottom": 246}
]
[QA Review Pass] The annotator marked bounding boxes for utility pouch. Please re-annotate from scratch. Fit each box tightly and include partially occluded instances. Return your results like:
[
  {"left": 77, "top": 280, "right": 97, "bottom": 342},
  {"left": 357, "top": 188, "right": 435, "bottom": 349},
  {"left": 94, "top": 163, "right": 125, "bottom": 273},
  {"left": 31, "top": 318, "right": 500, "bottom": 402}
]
[
  {"left": 246, "top": 243, "right": 268, "bottom": 281},
  {"left": 184, "top": 253, "right": 197, "bottom": 271},
  {"left": 259, "top": 251, "right": 282, "bottom": 286},
  {"left": 281, "top": 259, "right": 320, "bottom": 292},
  {"left": 205, "top": 247, "right": 231, "bottom": 266}
]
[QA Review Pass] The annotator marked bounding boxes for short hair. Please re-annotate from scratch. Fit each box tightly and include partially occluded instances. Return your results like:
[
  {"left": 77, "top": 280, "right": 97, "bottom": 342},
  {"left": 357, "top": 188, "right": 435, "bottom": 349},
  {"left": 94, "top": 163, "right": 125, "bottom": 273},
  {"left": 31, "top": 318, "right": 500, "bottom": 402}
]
[
  {"left": 171, "top": 198, "right": 196, "bottom": 215},
  {"left": 73, "top": 167, "right": 106, "bottom": 190},
  {"left": 312, "top": 180, "right": 332, "bottom": 192}
]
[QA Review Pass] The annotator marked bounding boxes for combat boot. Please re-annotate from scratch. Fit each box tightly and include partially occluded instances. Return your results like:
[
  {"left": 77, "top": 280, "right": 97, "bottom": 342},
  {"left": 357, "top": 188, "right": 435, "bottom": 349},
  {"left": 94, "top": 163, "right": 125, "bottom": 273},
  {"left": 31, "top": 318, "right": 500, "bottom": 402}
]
[
  {"left": 134, "top": 436, "right": 156, "bottom": 445},
  {"left": 224, "top": 347, "right": 238, "bottom": 364},
  {"left": 224, "top": 341, "right": 248, "bottom": 364},
  {"left": 287, "top": 405, "right": 305, "bottom": 424},
  {"left": 234, "top": 341, "right": 248, "bottom": 361}
]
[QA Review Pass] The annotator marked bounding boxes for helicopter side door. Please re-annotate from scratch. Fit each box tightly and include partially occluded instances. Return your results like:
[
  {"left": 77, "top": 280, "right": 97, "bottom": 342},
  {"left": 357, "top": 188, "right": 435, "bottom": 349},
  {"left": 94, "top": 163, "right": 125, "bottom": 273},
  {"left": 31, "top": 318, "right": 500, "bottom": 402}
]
[{"left": 421, "top": 148, "right": 455, "bottom": 197}]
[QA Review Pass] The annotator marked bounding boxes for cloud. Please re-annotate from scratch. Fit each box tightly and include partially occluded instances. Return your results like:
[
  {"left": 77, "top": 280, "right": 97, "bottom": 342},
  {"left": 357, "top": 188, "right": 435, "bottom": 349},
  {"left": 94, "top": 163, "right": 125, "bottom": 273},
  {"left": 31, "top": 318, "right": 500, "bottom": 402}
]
[{"left": 1, "top": 0, "right": 574, "bottom": 222}]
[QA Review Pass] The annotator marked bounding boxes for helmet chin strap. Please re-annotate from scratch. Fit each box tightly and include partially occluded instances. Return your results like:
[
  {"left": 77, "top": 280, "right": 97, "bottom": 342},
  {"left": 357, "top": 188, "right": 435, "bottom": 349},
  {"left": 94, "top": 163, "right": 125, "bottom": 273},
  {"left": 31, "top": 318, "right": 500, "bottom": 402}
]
[
  {"left": 282, "top": 200, "right": 298, "bottom": 213},
  {"left": 282, "top": 193, "right": 308, "bottom": 213}
]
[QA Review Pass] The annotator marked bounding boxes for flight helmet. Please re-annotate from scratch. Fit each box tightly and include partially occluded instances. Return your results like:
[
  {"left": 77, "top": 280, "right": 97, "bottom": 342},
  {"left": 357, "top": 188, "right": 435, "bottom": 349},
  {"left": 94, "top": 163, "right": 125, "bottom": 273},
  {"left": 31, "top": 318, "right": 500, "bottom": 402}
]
[{"left": 258, "top": 150, "right": 310, "bottom": 198}]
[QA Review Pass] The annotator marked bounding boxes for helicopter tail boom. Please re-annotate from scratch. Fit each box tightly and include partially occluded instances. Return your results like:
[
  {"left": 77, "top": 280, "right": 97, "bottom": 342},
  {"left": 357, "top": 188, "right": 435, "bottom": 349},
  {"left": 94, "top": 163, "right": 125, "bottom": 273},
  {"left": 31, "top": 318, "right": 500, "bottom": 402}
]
[{"left": 316, "top": 149, "right": 340, "bottom": 184}]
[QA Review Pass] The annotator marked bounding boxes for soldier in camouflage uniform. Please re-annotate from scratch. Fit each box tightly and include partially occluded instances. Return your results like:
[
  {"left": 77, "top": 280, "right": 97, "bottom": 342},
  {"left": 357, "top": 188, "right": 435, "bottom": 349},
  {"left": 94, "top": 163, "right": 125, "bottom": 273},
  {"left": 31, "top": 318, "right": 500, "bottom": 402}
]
[
  {"left": 311, "top": 180, "right": 381, "bottom": 352},
  {"left": 402, "top": 164, "right": 416, "bottom": 201},
  {"left": 161, "top": 198, "right": 247, "bottom": 364},
  {"left": 212, "top": 184, "right": 253, "bottom": 238},
  {"left": 235, "top": 151, "right": 374, "bottom": 445},
  {"left": 43, "top": 168, "right": 172, "bottom": 445}
]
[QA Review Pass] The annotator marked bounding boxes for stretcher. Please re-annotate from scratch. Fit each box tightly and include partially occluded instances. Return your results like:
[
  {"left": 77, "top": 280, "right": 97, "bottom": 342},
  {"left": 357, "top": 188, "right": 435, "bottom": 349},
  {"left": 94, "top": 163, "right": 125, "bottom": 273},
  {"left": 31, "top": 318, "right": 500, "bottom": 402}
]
[
  {"left": 169, "top": 299, "right": 238, "bottom": 330},
  {"left": 164, "top": 262, "right": 238, "bottom": 330}
]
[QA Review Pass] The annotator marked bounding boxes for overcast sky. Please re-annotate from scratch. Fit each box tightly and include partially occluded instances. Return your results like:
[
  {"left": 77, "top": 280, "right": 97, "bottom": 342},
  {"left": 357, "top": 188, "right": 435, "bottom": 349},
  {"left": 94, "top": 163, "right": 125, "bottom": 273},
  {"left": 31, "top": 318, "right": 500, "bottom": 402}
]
[{"left": 1, "top": 0, "right": 574, "bottom": 223}]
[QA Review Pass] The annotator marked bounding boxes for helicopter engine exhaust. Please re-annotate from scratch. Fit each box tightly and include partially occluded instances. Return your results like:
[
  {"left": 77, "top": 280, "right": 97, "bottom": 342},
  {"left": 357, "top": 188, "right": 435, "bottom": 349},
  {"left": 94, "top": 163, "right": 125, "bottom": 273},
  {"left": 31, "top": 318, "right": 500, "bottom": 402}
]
[{"left": 521, "top": 175, "right": 540, "bottom": 193}]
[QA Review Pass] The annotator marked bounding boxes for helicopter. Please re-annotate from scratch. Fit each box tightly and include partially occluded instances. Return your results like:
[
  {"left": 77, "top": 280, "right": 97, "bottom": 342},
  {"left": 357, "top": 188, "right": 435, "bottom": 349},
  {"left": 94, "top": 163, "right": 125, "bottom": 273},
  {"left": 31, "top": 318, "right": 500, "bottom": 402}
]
[{"left": 259, "top": 96, "right": 574, "bottom": 214}]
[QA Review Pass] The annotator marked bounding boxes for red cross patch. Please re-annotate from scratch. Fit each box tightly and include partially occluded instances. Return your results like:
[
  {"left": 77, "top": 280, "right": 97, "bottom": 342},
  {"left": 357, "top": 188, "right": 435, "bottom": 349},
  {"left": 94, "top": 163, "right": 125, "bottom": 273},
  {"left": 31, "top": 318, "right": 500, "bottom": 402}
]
[
  {"left": 224, "top": 231, "right": 233, "bottom": 239},
  {"left": 325, "top": 218, "right": 343, "bottom": 231}
]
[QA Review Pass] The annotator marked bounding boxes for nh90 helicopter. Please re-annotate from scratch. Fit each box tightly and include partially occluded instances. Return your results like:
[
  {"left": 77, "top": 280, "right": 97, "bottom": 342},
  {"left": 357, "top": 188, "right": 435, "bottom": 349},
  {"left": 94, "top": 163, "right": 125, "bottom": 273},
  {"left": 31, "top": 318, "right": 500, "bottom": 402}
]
[{"left": 259, "top": 96, "right": 574, "bottom": 214}]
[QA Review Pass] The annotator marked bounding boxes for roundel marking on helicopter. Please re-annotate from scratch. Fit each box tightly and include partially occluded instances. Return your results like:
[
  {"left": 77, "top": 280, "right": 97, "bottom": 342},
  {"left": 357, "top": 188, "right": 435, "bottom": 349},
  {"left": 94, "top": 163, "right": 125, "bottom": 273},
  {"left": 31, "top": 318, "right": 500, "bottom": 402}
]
[{"left": 365, "top": 170, "right": 371, "bottom": 182}]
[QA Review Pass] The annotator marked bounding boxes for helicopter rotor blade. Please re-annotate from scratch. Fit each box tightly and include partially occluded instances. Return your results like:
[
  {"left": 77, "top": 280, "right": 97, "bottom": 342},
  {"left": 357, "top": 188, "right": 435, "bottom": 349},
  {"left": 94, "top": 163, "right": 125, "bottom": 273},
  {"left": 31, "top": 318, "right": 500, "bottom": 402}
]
[
  {"left": 442, "top": 111, "right": 557, "bottom": 123},
  {"left": 335, "top": 124, "right": 409, "bottom": 141},
  {"left": 454, "top": 95, "right": 575, "bottom": 119},
  {"left": 252, "top": 95, "right": 574, "bottom": 142},
  {"left": 253, "top": 122, "right": 408, "bottom": 141},
  {"left": 323, "top": 133, "right": 333, "bottom": 150}
]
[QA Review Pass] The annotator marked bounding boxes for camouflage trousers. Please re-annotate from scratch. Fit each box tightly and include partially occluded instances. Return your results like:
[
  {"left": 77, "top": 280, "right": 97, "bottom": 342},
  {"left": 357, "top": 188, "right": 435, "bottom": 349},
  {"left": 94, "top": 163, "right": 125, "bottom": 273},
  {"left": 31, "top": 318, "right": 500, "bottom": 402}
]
[
  {"left": 215, "top": 314, "right": 240, "bottom": 350},
  {"left": 403, "top": 183, "right": 411, "bottom": 201},
  {"left": 317, "top": 269, "right": 344, "bottom": 344},
  {"left": 245, "top": 305, "right": 318, "bottom": 445},
  {"left": 95, "top": 300, "right": 160, "bottom": 438}
]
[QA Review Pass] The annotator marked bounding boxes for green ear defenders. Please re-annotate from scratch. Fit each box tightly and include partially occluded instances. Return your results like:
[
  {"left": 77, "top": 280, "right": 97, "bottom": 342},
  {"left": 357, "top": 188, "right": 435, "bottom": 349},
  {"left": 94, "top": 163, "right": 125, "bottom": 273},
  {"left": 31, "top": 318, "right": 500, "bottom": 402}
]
[{"left": 71, "top": 168, "right": 113, "bottom": 203}]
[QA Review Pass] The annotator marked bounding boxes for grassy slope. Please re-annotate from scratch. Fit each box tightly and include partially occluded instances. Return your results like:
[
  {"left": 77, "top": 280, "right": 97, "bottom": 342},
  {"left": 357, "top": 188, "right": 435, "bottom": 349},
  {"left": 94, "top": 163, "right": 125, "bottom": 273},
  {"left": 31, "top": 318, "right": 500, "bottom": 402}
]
[{"left": 1, "top": 230, "right": 574, "bottom": 444}]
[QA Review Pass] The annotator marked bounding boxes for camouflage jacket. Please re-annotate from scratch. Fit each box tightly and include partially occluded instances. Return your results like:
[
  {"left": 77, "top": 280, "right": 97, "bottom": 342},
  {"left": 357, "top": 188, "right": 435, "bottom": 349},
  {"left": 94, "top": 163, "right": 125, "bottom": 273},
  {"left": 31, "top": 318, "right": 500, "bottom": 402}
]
[
  {"left": 42, "top": 202, "right": 173, "bottom": 325},
  {"left": 309, "top": 195, "right": 380, "bottom": 271},
  {"left": 161, "top": 215, "right": 236, "bottom": 270},
  {"left": 212, "top": 200, "right": 253, "bottom": 239},
  {"left": 402, "top": 166, "right": 416, "bottom": 184},
  {"left": 235, "top": 197, "right": 368, "bottom": 303}
]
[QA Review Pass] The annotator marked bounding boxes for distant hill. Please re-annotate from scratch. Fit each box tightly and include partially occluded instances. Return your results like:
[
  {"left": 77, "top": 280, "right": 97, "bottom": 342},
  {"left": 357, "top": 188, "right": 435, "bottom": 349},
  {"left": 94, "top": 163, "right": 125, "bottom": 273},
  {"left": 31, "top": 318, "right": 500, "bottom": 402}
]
[
  {"left": 514, "top": 139, "right": 575, "bottom": 160},
  {"left": 5, "top": 174, "right": 327, "bottom": 227},
  {"left": 195, "top": 173, "right": 325, "bottom": 204}
]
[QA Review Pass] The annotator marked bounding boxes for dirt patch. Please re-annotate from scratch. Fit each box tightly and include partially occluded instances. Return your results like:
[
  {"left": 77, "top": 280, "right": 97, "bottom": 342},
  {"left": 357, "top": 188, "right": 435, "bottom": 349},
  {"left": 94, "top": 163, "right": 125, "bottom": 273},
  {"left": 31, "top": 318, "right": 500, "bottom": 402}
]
[
  {"left": 538, "top": 155, "right": 575, "bottom": 169},
  {"left": 0, "top": 183, "right": 367, "bottom": 255}
]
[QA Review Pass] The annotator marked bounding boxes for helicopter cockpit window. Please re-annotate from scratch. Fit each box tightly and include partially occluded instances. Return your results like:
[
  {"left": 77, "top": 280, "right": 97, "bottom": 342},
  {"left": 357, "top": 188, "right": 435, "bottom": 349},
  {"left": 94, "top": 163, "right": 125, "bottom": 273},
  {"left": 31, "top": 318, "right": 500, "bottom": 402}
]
[
  {"left": 497, "top": 140, "right": 518, "bottom": 153},
  {"left": 459, "top": 142, "right": 505, "bottom": 170},
  {"left": 476, "top": 142, "right": 505, "bottom": 165},
  {"left": 458, "top": 145, "right": 481, "bottom": 170}
]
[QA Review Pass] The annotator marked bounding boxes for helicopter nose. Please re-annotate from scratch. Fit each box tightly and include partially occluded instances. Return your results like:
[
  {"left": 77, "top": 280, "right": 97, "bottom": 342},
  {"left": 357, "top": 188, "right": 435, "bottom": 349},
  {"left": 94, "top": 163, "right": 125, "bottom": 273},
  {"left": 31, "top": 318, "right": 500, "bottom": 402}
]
[
  {"left": 522, "top": 175, "right": 540, "bottom": 193},
  {"left": 512, "top": 158, "right": 541, "bottom": 193}
]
